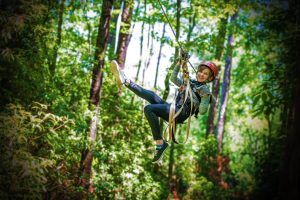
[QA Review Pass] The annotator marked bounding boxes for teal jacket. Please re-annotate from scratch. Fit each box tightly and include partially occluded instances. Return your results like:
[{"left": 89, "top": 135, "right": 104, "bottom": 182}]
[{"left": 170, "top": 63, "right": 211, "bottom": 115}]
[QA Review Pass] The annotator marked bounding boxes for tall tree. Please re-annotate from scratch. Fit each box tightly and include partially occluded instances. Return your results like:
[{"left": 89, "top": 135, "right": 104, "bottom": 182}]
[
  {"left": 167, "top": 0, "right": 181, "bottom": 185},
  {"left": 116, "top": 0, "right": 134, "bottom": 69},
  {"left": 78, "top": 0, "right": 113, "bottom": 190},
  {"left": 216, "top": 12, "right": 238, "bottom": 151},
  {"left": 142, "top": 23, "right": 154, "bottom": 85},
  {"left": 162, "top": 0, "right": 181, "bottom": 101},
  {"left": 206, "top": 15, "right": 229, "bottom": 136},
  {"left": 108, "top": 0, "right": 123, "bottom": 57},
  {"left": 278, "top": 0, "right": 299, "bottom": 199},
  {"left": 154, "top": 23, "right": 166, "bottom": 89},
  {"left": 279, "top": 74, "right": 300, "bottom": 200},
  {"left": 49, "top": 0, "right": 65, "bottom": 76},
  {"left": 186, "top": 8, "right": 196, "bottom": 43},
  {"left": 135, "top": 0, "right": 147, "bottom": 81}
]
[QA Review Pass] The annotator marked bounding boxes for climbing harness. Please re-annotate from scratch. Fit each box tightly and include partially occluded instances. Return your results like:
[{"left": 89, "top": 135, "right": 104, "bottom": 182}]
[
  {"left": 156, "top": 0, "right": 198, "bottom": 144},
  {"left": 157, "top": 0, "right": 218, "bottom": 144},
  {"left": 164, "top": 53, "right": 195, "bottom": 144}
]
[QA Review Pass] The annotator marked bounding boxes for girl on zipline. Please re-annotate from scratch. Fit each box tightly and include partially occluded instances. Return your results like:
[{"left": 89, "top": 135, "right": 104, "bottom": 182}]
[{"left": 110, "top": 56, "right": 218, "bottom": 163}]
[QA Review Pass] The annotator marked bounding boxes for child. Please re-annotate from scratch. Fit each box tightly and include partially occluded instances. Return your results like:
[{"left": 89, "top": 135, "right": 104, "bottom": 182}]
[{"left": 110, "top": 59, "right": 218, "bottom": 163}]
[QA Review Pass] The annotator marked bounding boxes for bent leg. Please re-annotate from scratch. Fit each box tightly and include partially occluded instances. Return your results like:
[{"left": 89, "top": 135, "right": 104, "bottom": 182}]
[
  {"left": 126, "top": 81, "right": 166, "bottom": 104},
  {"left": 144, "top": 104, "right": 170, "bottom": 140}
]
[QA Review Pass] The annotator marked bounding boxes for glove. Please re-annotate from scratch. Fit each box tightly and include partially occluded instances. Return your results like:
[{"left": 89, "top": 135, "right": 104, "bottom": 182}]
[{"left": 180, "top": 50, "right": 190, "bottom": 61}]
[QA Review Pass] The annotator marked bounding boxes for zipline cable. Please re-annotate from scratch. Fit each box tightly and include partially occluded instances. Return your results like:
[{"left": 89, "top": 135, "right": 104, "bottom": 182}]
[
  {"left": 157, "top": 0, "right": 200, "bottom": 144},
  {"left": 157, "top": 0, "right": 196, "bottom": 73}
]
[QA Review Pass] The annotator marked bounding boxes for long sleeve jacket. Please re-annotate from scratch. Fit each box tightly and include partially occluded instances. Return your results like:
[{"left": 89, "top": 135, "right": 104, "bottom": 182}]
[{"left": 170, "top": 63, "right": 211, "bottom": 115}]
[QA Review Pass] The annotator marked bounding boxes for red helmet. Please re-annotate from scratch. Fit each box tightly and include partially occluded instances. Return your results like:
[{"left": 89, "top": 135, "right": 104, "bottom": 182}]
[{"left": 199, "top": 61, "right": 218, "bottom": 81}]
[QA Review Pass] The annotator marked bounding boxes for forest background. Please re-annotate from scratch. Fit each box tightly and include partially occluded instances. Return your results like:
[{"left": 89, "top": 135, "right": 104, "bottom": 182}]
[{"left": 0, "top": 0, "right": 299, "bottom": 199}]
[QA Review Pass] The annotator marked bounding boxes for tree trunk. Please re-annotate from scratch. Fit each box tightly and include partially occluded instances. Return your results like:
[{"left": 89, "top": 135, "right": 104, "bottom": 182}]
[
  {"left": 162, "top": 0, "right": 181, "bottom": 100},
  {"left": 279, "top": 83, "right": 300, "bottom": 200},
  {"left": 116, "top": 0, "right": 134, "bottom": 69},
  {"left": 142, "top": 22, "right": 151, "bottom": 85},
  {"left": 142, "top": 23, "right": 154, "bottom": 85},
  {"left": 107, "top": 0, "right": 123, "bottom": 57},
  {"left": 186, "top": 12, "right": 196, "bottom": 43},
  {"left": 216, "top": 12, "right": 238, "bottom": 152},
  {"left": 78, "top": 0, "right": 113, "bottom": 190},
  {"left": 154, "top": 23, "right": 166, "bottom": 89},
  {"left": 49, "top": 0, "right": 65, "bottom": 76},
  {"left": 278, "top": 0, "right": 299, "bottom": 198},
  {"left": 168, "top": 141, "right": 175, "bottom": 179},
  {"left": 135, "top": 0, "right": 146, "bottom": 81},
  {"left": 206, "top": 16, "right": 229, "bottom": 136},
  {"left": 159, "top": 0, "right": 181, "bottom": 132},
  {"left": 167, "top": 0, "right": 181, "bottom": 187}
]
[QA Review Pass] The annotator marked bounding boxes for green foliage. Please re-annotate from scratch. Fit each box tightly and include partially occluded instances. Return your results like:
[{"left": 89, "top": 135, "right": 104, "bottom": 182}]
[
  {"left": 0, "top": 0, "right": 295, "bottom": 199},
  {"left": 223, "top": 3, "right": 295, "bottom": 198},
  {"left": 185, "top": 176, "right": 215, "bottom": 199},
  {"left": 93, "top": 141, "right": 161, "bottom": 199},
  {"left": 0, "top": 0, "right": 52, "bottom": 106},
  {"left": 86, "top": 68, "right": 167, "bottom": 199},
  {"left": 0, "top": 103, "right": 80, "bottom": 199},
  {"left": 177, "top": 135, "right": 236, "bottom": 199}
]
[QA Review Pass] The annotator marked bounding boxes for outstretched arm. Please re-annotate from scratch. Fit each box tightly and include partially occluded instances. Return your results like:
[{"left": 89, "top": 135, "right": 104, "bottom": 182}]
[{"left": 170, "top": 61, "right": 183, "bottom": 87}]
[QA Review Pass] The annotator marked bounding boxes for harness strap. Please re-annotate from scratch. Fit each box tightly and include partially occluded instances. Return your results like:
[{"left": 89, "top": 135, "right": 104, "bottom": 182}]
[{"left": 163, "top": 59, "right": 194, "bottom": 144}]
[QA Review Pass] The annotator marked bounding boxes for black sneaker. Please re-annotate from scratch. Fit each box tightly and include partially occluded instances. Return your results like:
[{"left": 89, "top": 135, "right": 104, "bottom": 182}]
[
  {"left": 110, "top": 60, "right": 126, "bottom": 89},
  {"left": 152, "top": 141, "right": 169, "bottom": 163}
]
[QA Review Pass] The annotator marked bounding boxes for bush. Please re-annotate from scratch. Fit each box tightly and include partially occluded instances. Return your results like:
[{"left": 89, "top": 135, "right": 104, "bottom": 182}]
[{"left": 0, "top": 103, "right": 79, "bottom": 199}]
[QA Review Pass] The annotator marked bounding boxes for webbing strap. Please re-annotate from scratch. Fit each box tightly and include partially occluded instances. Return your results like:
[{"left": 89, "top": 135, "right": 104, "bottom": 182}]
[{"left": 164, "top": 60, "right": 194, "bottom": 144}]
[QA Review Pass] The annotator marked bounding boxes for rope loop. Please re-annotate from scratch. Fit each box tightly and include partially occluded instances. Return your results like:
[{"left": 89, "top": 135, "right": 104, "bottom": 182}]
[{"left": 164, "top": 58, "right": 194, "bottom": 144}]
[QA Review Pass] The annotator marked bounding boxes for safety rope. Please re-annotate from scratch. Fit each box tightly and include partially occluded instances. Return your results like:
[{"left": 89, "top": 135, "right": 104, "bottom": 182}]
[
  {"left": 157, "top": 0, "right": 196, "bottom": 73},
  {"left": 163, "top": 58, "right": 194, "bottom": 144},
  {"left": 157, "top": 0, "right": 199, "bottom": 144}
]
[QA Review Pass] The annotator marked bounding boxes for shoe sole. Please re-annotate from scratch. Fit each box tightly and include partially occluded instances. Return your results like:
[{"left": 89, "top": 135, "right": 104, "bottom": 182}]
[
  {"left": 152, "top": 144, "right": 169, "bottom": 164},
  {"left": 110, "top": 60, "right": 122, "bottom": 88}
]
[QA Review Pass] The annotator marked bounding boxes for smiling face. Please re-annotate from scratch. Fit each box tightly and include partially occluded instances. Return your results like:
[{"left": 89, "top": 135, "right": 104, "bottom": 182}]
[{"left": 196, "top": 66, "right": 213, "bottom": 83}]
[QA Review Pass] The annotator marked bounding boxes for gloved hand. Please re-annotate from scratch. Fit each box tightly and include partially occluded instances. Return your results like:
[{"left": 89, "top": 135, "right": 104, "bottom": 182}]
[{"left": 180, "top": 50, "right": 190, "bottom": 61}]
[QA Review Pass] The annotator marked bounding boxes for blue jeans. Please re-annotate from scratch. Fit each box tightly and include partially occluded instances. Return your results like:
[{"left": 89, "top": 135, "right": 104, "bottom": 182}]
[{"left": 126, "top": 81, "right": 189, "bottom": 140}]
